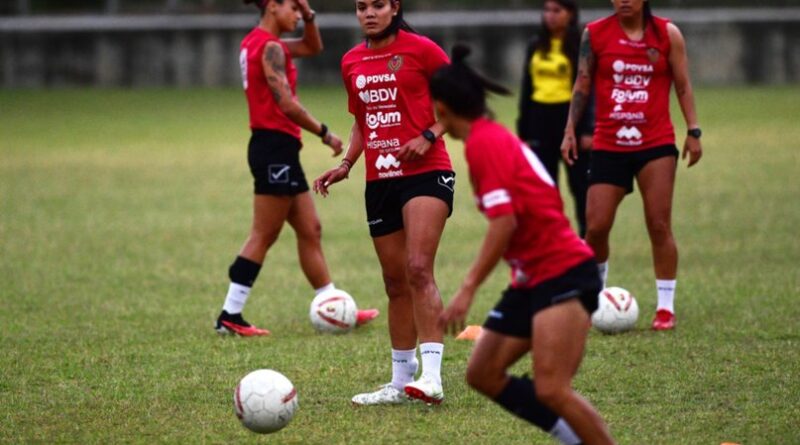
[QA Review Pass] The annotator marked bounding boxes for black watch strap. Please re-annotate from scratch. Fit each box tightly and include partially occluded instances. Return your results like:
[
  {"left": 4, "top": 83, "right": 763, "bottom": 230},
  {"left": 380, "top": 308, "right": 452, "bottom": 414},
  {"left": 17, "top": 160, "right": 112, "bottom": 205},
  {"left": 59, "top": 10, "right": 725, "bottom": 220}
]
[
  {"left": 687, "top": 128, "right": 702, "bottom": 139},
  {"left": 422, "top": 129, "right": 437, "bottom": 144}
]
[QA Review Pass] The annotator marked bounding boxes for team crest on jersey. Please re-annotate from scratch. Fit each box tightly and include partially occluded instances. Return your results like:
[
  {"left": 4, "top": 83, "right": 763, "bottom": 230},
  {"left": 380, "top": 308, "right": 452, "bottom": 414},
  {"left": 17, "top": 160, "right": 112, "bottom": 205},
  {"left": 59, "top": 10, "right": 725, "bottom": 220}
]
[
  {"left": 388, "top": 55, "right": 403, "bottom": 73},
  {"left": 646, "top": 47, "right": 660, "bottom": 64}
]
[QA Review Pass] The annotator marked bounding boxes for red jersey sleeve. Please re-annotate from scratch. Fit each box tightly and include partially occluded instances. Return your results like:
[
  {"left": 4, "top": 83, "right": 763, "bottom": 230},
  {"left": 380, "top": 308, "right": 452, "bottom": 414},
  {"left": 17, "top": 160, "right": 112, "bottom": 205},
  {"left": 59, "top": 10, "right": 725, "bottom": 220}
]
[
  {"left": 420, "top": 37, "right": 450, "bottom": 76},
  {"left": 466, "top": 134, "right": 515, "bottom": 219}
]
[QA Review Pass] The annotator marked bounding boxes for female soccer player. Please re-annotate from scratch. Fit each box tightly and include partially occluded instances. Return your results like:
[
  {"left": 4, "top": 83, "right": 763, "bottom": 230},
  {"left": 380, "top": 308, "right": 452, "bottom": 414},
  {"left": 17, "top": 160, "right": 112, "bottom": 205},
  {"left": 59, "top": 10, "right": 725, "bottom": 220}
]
[
  {"left": 435, "top": 45, "right": 615, "bottom": 445},
  {"left": 517, "top": 0, "right": 594, "bottom": 237},
  {"left": 313, "top": 0, "right": 454, "bottom": 405},
  {"left": 562, "top": 0, "right": 702, "bottom": 330},
  {"left": 215, "top": 0, "right": 378, "bottom": 336}
]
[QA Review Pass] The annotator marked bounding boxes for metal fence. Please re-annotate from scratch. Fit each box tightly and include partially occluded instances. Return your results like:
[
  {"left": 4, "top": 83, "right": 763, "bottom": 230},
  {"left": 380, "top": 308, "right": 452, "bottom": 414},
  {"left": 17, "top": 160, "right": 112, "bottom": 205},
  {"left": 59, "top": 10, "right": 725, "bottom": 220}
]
[{"left": 1, "top": 8, "right": 799, "bottom": 87}]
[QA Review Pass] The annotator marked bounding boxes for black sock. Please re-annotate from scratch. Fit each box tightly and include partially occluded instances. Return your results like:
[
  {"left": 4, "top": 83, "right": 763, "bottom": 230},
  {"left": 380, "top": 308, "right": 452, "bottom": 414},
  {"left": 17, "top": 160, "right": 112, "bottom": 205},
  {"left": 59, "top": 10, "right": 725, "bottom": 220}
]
[
  {"left": 228, "top": 256, "right": 262, "bottom": 287},
  {"left": 493, "top": 375, "right": 559, "bottom": 432}
]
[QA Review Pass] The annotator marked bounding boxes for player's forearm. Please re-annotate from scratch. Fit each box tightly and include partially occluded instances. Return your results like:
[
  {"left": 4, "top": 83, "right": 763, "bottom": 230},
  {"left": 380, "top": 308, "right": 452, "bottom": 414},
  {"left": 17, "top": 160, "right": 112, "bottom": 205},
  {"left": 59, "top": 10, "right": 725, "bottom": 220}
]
[
  {"left": 282, "top": 101, "right": 324, "bottom": 136},
  {"left": 343, "top": 122, "right": 365, "bottom": 164},
  {"left": 675, "top": 80, "right": 699, "bottom": 129},
  {"left": 300, "top": 19, "right": 323, "bottom": 55},
  {"left": 460, "top": 215, "right": 517, "bottom": 292}
]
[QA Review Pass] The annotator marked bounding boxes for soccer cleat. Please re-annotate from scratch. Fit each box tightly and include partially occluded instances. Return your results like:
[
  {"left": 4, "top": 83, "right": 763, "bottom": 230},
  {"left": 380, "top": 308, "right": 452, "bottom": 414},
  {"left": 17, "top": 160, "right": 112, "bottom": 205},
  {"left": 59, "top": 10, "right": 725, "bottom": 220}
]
[
  {"left": 351, "top": 383, "right": 408, "bottom": 406},
  {"left": 651, "top": 309, "right": 676, "bottom": 331},
  {"left": 356, "top": 308, "right": 380, "bottom": 326},
  {"left": 215, "top": 310, "right": 270, "bottom": 337},
  {"left": 404, "top": 376, "right": 444, "bottom": 405}
]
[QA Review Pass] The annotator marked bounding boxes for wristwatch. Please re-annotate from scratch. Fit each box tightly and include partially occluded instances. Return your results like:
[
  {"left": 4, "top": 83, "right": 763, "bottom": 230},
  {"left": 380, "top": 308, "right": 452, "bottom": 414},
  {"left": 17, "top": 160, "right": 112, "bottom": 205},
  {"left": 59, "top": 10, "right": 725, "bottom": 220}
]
[
  {"left": 422, "top": 129, "right": 437, "bottom": 144},
  {"left": 303, "top": 10, "right": 316, "bottom": 22},
  {"left": 687, "top": 128, "right": 702, "bottom": 139}
]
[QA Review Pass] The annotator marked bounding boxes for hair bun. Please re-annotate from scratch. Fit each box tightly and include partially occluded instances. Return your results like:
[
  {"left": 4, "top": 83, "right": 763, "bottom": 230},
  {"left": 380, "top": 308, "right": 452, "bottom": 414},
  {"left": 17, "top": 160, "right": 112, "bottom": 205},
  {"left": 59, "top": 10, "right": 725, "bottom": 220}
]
[{"left": 451, "top": 44, "right": 472, "bottom": 64}]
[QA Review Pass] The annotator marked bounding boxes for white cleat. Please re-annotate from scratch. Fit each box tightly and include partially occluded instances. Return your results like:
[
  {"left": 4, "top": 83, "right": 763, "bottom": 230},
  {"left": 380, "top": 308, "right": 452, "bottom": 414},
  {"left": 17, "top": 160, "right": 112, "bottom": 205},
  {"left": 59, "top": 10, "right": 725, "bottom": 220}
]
[
  {"left": 351, "top": 384, "right": 409, "bottom": 406},
  {"left": 404, "top": 376, "right": 444, "bottom": 405}
]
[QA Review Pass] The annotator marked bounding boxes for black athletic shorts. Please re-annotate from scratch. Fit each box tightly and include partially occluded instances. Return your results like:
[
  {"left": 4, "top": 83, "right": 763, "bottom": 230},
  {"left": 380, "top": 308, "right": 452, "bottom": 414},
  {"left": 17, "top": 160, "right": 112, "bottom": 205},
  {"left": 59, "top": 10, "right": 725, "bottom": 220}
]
[
  {"left": 588, "top": 144, "right": 679, "bottom": 194},
  {"left": 364, "top": 170, "right": 455, "bottom": 238},
  {"left": 483, "top": 259, "right": 601, "bottom": 338},
  {"left": 248, "top": 129, "right": 309, "bottom": 196}
]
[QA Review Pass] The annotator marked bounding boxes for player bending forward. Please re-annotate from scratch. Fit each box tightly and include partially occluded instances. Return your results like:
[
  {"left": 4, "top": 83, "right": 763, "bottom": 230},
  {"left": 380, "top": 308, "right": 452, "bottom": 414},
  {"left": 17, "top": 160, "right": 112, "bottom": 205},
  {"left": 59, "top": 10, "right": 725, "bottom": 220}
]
[{"left": 434, "top": 45, "right": 615, "bottom": 445}]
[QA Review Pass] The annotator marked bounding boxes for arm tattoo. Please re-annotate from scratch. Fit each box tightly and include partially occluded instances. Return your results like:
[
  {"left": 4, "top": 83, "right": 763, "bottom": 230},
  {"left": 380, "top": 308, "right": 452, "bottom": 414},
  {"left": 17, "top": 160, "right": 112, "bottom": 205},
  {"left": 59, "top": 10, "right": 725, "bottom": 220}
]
[
  {"left": 264, "top": 43, "right": 291, "bottom": 104},
  {"left": 570, "top": 30, "right": 594, "bottom": 125}
]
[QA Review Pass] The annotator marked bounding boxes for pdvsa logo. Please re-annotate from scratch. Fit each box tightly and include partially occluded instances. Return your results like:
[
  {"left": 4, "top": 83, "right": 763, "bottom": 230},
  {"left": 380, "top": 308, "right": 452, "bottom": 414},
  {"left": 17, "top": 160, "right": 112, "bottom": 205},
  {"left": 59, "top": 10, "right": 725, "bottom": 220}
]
[
  {"left": 375, "top": 153, "right": 401, "bottom": 170},
  {"left": 611, "top": 88, "right": 649, "bottom": 104},
  {"left": 612, "top": 60, "right": 654, "bottom": 74},
  {"left": 366, "top": 111, "right": 402, "bottom": 130},
  {"left": 356, "top": 73, "right": 397, "bottom": 90},
  {"left": 359, "top": 88, "right": 398, "bottom": 104}
]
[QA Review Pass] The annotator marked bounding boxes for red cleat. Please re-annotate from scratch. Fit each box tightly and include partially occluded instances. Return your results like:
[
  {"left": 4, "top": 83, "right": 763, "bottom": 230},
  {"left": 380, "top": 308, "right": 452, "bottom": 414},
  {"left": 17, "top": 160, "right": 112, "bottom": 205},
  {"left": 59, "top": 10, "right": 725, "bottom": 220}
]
[
  {"left": 356, "top": 309, "right": 380, "bottom": 326},
  {"left": 215, "top": 311, "right": 271, "bottom": 337},
  {"left": 651, "top": 309, "right": 676, "bottom": 331}
]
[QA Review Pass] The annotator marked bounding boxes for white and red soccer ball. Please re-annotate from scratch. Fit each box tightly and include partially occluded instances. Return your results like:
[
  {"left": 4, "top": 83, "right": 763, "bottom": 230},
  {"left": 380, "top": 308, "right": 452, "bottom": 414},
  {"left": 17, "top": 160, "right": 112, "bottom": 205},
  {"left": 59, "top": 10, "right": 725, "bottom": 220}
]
[
  {"left": 234, "top": 369, "right": 298, "bottom": 434},
  {"left": 309, "top": 289, "right": 358, "bottom": 334},
  {"left": 592, "top": 287, "right": 639, "bottom": 334}
]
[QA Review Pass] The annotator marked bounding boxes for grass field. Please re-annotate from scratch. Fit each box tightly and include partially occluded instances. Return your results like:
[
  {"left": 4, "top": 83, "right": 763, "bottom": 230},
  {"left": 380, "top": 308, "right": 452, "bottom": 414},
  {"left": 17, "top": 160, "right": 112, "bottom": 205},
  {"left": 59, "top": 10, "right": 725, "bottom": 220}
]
[{"left": 1, "top": 86, "right": 799, "bottom": 444}]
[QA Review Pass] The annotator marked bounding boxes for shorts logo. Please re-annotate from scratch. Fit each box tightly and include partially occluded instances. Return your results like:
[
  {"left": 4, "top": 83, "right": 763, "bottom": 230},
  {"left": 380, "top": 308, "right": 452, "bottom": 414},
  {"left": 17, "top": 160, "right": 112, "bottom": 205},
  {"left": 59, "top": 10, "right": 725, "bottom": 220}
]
[
  {"left": 488, "top": 310, "right": 503, "bottom": 319},
  {"left": 437, "top": 174, "right": 455, "bottom": 192},
  {"left": 268, "top": 164, "right": 291, "bottom": 184}
]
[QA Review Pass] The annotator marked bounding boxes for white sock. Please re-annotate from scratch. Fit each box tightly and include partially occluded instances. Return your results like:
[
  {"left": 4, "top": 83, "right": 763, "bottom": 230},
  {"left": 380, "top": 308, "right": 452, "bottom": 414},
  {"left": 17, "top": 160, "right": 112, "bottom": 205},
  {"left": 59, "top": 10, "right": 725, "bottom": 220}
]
[
  {"left": 550, "top": 418, "right": 581, "bottom": 445},
  {"left": 419, "top": 342, "right": 444, "bottom": 384},
  {"left": 222, "top": 282, "right": 251, "bottom": 314},
  {"left": 598, "top": 261, "right": 609, "bottom": 288},
  {"left": 656, "top": 279, "right": 676, "bottom": 313},
  {"left": 315, "top": 282, "right": 336, "bottom": 296},
  {"left": 391, "top": 348, "right": 418, "bottom": 390}
]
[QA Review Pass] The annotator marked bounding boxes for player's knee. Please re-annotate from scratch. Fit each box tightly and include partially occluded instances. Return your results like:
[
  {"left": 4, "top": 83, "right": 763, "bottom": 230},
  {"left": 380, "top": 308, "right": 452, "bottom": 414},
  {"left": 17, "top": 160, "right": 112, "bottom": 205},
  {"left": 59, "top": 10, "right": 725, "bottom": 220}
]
[
  {"left": 534, "top": 379, "right": 571, "bottom": 411},
  {"left": 465, "top": 363, "right": 503, "bottom": 396},
  {"left": 297, "top": 219, "right": 322, "bottom": 243},
  {"left": 382, "top": 274, "right": 408, "bottom": 300},
  {"left": 646, "top": 217, "right": 672, "bottom": 243},
  {"left": 248, "top": 229, "right": 280, "bottom": 250},
  {"left": 405, "top": 257, "right": 434, "bottom": 290}
]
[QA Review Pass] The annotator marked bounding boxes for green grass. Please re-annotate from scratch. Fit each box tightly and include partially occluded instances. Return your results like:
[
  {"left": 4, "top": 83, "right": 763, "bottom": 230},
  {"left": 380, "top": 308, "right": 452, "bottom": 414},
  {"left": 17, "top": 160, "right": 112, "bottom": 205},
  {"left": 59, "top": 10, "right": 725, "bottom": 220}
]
[{"left": 1, "top": 86, "right": 799, "bottom": 444}]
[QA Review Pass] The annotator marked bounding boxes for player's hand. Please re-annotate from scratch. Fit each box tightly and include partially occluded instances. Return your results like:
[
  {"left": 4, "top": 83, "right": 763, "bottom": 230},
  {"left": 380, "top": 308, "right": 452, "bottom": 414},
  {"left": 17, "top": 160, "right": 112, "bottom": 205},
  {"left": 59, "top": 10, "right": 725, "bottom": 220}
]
[
  {"left": 296, "top": 0, "right": 313, "bottom": 18},
  {"left": 440, "top": 288, "right": 475, "bottom": 336},
  {"left": 396, "top": 135, "right": 431, "bottom": 162},
  {"left": 313, "top": 165, "right": 348, "bottom": 197},
  {"left": 323, "top": 132, "right": 343, "bottom": 157},
  {"left": 682, "top": 135, "right": 702, "bottom": 167},
  {"left": 561, "top": 128, "right": 578, "bottom": 166},
  {"left": 579, "top": 134, "right": 593, "bottom": 151}
]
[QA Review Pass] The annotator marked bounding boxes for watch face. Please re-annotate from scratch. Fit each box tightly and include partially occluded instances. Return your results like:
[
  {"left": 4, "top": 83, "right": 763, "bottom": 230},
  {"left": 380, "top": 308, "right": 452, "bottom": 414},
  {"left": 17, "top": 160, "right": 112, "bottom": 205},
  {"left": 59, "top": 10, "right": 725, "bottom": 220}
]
[{"left": 689, "top": 129, "right": 702, "bottom": 138}]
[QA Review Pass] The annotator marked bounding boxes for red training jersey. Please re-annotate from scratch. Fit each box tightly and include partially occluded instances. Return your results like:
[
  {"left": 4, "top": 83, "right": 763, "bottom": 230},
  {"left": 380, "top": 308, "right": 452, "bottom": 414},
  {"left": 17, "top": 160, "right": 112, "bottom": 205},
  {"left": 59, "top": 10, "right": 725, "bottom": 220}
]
[
  {"left": 588, "top": 15, "right": 674, "bottom": 152},
  {"left": 240, "top": 27, "right": 301, "bottom": 141},
  {"left": 342, "top": 30, "right": 453, "bottom": 182},
  {"left": 465, "top": 118, "right": 594, "bottom": 288}
]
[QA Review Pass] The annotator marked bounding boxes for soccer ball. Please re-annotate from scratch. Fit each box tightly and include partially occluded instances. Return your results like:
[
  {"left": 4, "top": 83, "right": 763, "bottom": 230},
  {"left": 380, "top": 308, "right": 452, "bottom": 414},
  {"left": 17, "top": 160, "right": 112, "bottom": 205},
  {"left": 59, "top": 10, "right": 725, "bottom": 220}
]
[
  {"left": 309, "top": 289, "right": 358, "bottom": 334},
  {"left": 591, "top": 287, "right": 639, "bottom": 334},
  {"left": 234, "top": 369, "right": 298, "bottom": 434}
]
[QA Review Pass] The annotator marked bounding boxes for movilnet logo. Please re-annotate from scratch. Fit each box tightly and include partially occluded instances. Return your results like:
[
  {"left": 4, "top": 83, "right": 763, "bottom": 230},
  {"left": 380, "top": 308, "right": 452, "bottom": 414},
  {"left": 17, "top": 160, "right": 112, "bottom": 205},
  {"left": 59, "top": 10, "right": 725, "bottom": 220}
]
[
  {"left": 616, "top": 126, "right": 642, "bottom": 140},
  {"left": 375, "top": 154, "right": 401, "bottom": 170}
]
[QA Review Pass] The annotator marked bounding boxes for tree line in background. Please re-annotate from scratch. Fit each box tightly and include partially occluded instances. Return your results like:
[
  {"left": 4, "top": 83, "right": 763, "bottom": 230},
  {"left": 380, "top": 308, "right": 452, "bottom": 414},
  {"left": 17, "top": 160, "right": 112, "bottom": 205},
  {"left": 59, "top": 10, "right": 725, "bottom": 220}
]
[{"left": 3, "top": 0, "right": 800, "bottom": 15}]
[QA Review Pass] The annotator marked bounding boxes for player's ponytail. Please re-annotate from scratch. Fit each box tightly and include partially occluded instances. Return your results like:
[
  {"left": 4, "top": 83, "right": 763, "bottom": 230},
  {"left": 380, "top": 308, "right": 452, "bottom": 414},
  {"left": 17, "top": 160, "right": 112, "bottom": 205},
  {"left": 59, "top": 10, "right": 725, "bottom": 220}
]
[{"left": 429, "top": 44, "right": 511, "bottom": 120}]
